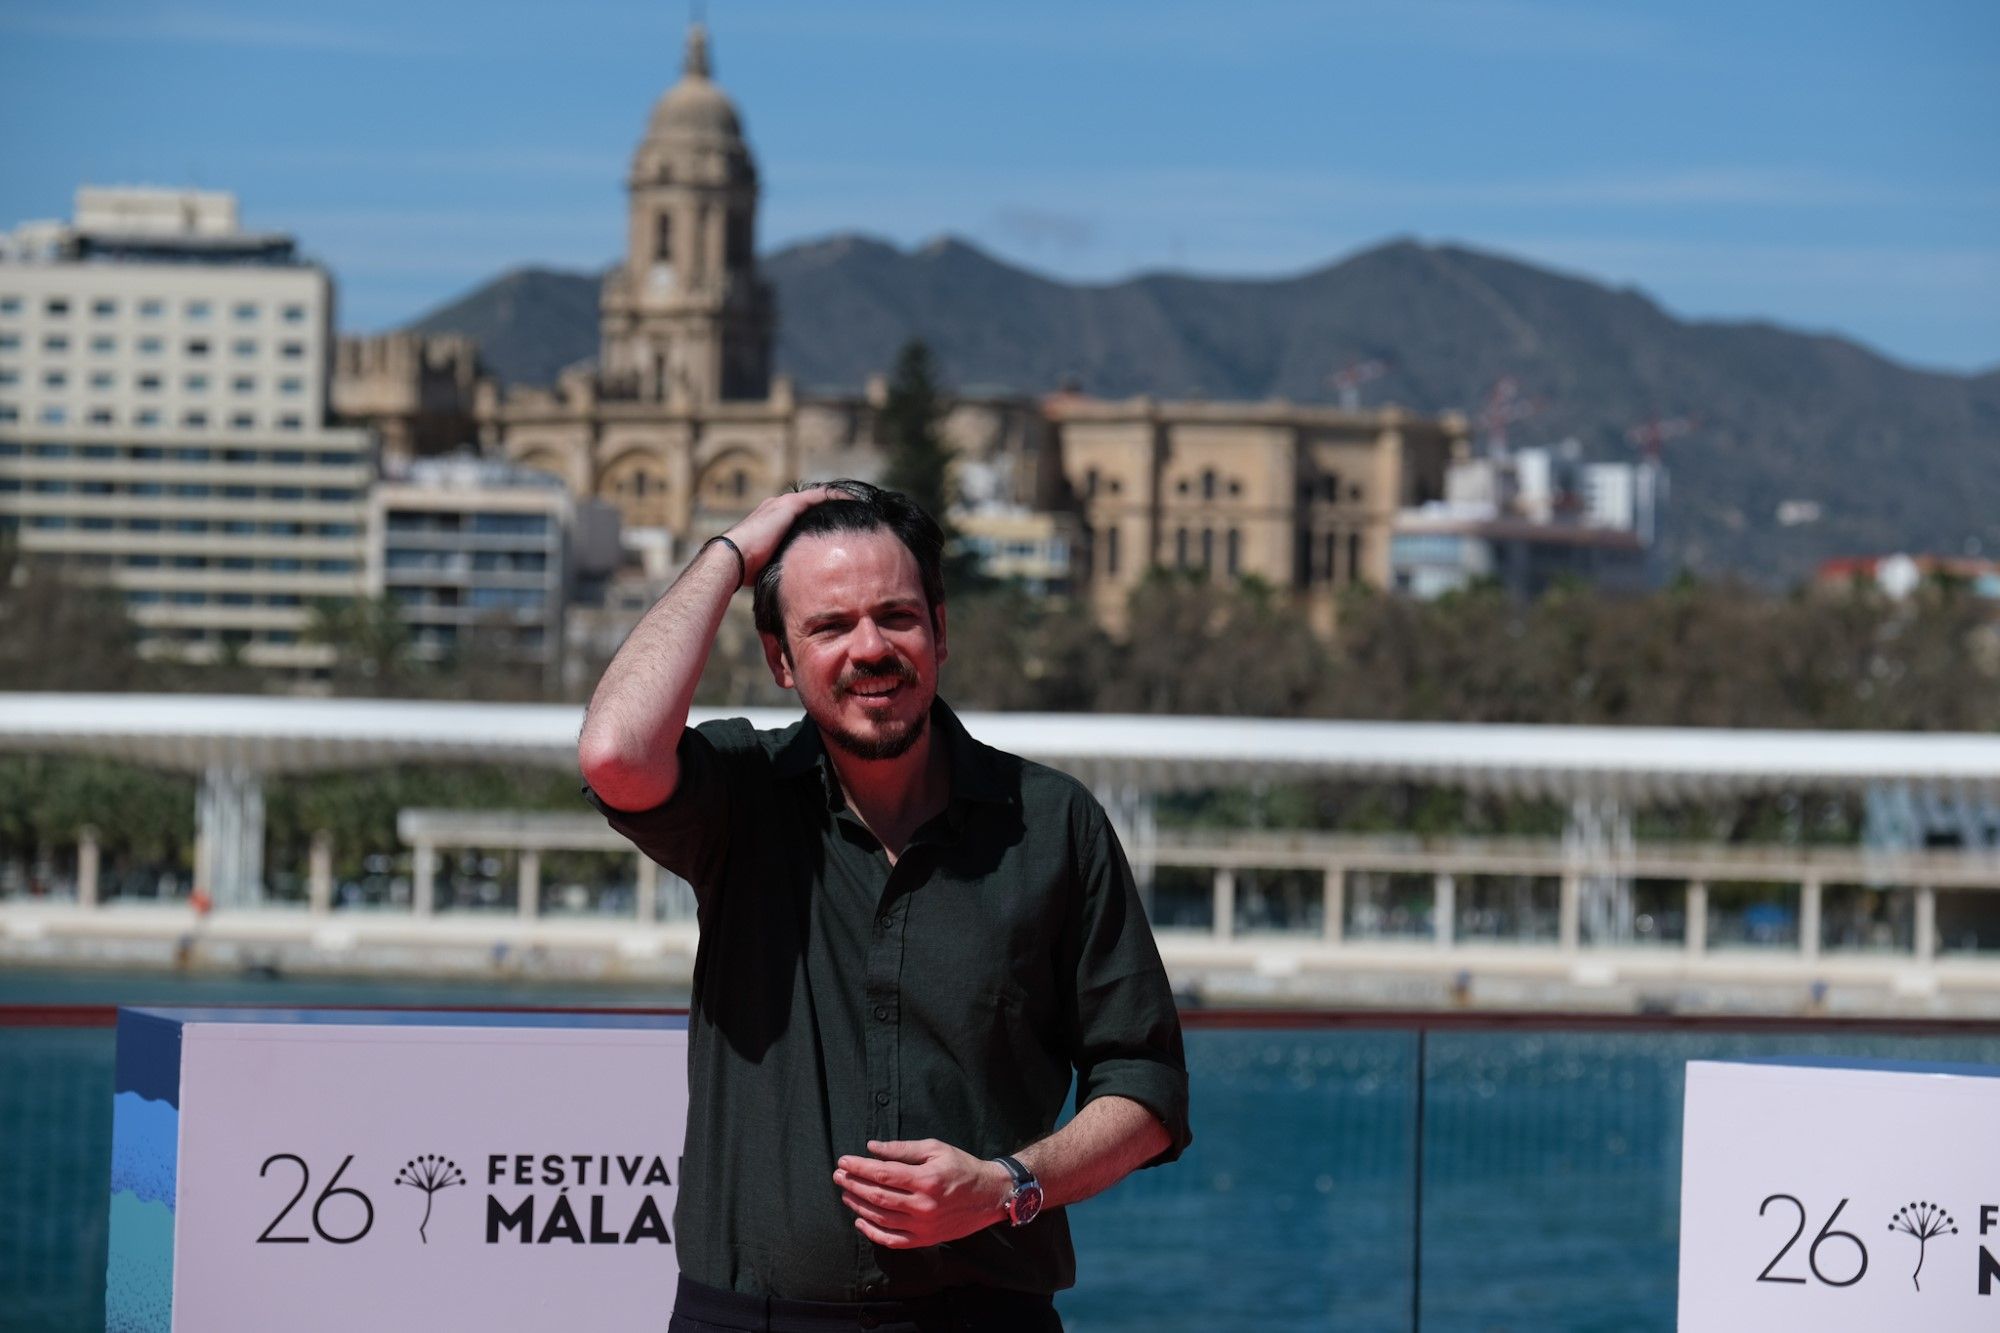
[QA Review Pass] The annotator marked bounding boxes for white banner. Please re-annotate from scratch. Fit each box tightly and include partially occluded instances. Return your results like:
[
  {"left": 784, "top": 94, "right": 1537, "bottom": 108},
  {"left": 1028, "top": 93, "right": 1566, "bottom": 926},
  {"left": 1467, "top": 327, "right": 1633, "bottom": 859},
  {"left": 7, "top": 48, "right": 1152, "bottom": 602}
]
[
  {"left": 1678, "top": 1058, "right": 2000, "bottom": 1331},
  {"left": 171, "top": 1019, "right": 687, "bottom": 1332}
]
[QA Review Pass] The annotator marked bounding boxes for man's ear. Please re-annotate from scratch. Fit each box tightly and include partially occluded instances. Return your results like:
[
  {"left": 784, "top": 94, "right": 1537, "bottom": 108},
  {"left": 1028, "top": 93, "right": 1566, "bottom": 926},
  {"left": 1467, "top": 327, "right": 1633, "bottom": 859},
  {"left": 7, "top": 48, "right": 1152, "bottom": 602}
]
[
  {"left": 932, "top": 602, "right": 948, "bottom": 668},
  {"left": 759, "top": 630, "right": 795, "bottom": 689}
]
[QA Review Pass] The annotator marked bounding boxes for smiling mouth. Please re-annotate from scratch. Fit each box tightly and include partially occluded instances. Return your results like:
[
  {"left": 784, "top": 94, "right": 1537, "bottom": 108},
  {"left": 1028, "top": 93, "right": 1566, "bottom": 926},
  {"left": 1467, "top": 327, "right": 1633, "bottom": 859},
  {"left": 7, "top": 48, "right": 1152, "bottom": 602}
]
[{"left": 839, "top": 661, "right": 917, "bottom": 701}]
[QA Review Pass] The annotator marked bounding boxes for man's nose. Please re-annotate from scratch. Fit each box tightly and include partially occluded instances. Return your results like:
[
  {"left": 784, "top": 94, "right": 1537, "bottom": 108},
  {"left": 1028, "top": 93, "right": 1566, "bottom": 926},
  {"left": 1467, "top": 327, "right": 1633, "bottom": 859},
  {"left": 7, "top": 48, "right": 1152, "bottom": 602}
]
[{"left": 849, "top": 617, "right": 889, "bottom": 660}]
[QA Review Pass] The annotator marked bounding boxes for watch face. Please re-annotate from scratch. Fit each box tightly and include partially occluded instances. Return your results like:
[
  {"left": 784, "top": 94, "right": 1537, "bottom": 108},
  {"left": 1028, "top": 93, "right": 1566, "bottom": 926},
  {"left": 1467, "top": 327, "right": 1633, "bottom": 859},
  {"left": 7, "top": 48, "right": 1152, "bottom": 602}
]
[{"left": 1011, "top": 1183, "right": 1044, "bottom": 1226}]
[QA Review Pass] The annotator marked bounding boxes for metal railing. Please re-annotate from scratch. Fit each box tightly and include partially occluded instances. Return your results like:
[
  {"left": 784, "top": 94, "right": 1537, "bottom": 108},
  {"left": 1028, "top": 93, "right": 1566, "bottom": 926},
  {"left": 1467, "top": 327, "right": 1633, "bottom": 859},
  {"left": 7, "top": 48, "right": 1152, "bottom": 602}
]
[{"left": 6, "top": 1002, "right": 1999, "bottom": 1332}]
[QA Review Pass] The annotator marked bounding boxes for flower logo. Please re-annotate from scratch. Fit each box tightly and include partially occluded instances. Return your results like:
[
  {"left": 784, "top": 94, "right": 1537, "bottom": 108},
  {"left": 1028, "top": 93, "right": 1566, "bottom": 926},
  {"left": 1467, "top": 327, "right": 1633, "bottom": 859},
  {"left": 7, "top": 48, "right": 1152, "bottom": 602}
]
[{"left": 394, "top": 1154, "right": 466, "bottom": 1244}]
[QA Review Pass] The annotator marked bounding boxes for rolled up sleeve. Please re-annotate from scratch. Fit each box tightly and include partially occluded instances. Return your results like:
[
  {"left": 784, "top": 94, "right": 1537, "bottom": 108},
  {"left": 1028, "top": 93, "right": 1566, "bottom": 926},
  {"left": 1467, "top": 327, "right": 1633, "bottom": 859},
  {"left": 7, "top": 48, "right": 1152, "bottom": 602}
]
[
  {"left": 580, "top": 721, "right": 739, "bottom": 910},
  {"left": 1067, "top": 809, "right": 1192, "bottom": 1167}
]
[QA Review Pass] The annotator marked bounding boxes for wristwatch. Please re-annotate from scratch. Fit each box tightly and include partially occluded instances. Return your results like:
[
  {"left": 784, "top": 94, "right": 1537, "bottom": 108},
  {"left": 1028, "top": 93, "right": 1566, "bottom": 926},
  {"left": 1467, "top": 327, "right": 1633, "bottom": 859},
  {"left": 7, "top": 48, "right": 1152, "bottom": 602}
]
[{"left": 994, "top": 1154, "right": 1043, "bottom": 1227}]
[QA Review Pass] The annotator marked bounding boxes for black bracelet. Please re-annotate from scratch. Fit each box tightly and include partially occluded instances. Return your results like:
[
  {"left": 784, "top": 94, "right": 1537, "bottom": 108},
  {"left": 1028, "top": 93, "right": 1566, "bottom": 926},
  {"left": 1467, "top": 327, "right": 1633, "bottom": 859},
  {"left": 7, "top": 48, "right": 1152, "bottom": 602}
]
[{"left": 699, "top": 534, "right": 747, "bottom": 589}]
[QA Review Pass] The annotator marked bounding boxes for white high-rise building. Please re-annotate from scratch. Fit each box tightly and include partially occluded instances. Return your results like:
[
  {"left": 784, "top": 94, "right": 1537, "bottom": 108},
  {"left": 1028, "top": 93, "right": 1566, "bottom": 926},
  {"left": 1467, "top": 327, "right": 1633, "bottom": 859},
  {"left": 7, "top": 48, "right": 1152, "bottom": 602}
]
[{"left": 0, "top": 188, "right": 372, "bottom": 672}]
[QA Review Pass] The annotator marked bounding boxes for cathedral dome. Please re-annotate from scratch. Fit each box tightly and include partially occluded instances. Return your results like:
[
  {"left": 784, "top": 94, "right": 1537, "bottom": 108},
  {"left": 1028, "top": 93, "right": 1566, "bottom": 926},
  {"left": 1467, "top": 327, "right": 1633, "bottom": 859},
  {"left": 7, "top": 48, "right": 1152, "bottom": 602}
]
[{"left": 644, "top": 23, "right": 744, "bottom": 144}]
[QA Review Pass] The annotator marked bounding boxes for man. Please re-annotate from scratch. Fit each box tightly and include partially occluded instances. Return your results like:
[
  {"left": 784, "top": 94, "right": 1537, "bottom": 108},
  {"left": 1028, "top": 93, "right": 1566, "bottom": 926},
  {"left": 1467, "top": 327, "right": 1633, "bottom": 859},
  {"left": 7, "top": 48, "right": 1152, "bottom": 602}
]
[{"left": 579, "top": 480, "right": 1190, "bottom": 1333}]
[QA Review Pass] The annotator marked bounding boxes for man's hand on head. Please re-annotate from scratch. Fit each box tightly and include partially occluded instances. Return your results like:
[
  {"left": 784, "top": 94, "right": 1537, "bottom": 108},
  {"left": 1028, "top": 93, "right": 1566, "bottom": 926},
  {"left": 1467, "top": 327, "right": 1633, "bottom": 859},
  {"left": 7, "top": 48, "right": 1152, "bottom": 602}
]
[
  {"left": 833, "top": 1139, "right": 1013, "bottom": 1250},
  {"left": 722, "top": 485, "right": 844, "bottom": 584}
]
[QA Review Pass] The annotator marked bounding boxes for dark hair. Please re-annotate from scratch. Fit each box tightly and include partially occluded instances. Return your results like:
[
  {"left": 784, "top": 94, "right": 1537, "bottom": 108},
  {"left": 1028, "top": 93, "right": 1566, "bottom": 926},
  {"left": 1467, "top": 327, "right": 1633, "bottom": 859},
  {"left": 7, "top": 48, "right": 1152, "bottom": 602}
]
[{"left": 750, "top": 479, "right": 947, "bottom": 643}]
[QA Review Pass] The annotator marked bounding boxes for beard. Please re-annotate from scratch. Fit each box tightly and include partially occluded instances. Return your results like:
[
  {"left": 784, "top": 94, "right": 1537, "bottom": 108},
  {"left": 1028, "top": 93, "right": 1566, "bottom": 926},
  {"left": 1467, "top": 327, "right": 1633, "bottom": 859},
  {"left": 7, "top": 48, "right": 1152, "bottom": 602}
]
[
  {"left": 820, "top": 706, "right": 929, "bottom": 760},
  {"left": 810, "top": 658, "right": 930, "bottom": 760}
]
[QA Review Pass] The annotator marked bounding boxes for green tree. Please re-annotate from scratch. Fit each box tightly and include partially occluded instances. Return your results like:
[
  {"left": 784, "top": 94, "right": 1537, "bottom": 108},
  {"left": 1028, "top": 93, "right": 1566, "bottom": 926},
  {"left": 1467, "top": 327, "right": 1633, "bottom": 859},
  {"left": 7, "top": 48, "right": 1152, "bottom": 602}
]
[
  {"left": 305, "top": 595, "right": 418, "bottom": 695},
  {"left": 0, "top": 534, "right": 153, "bottom": 690},
  {"left": 0, "top": 756, "right": 193, "bottom": 891},
  {"left": 266, "top": 763, "right": 579, "bottom": 880},
  {"left": 877, "top": 339, "right": 987, "bottom": 594},
  {"left": 432, "top": 613, "right": 553, "bottom": 702},
  {"left": 879, "top": 340, "right": 955, "bottom": 530},
  {"left": 1105, "top": 571, "right": 1328, "bottom": 716},
  {"left": 943, "top": 586, "right": 1114, "bottom": 711}
]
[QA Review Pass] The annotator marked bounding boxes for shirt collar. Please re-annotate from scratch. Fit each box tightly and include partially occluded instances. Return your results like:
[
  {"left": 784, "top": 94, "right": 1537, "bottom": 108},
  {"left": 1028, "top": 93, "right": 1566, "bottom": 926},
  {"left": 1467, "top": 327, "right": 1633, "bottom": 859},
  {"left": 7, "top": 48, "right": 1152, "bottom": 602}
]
[{"left": 770, "top": 696, "right": 1017, "bottom": 812}]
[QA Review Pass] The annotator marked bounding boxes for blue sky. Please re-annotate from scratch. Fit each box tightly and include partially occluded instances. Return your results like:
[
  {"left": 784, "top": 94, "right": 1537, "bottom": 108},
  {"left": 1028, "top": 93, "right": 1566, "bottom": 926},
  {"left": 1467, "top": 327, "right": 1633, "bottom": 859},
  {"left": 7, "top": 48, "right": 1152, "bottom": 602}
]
[{"left": 3, "top": 1, "right": 1995, "bottom": 372}]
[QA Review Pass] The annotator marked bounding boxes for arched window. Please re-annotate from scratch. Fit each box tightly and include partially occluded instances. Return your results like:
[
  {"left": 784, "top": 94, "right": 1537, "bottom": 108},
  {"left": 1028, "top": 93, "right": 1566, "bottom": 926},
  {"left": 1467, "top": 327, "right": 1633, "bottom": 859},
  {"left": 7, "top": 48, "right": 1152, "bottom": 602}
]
[
  {"left": 1175, "top": 528, "right": 1189, "bottom": 568},
  {"left": 654, "top": 214, "right": 673, "bottom": 262},
  {"left": 1226, "top": 528, "right": 1241, "bottom": 576},
  {"left": 603, "top": 454, "right": 668, "bottom": 527},
  {"left": 1202, "top": 468, "right": 1216, "bottom": 500},
  {"left": 1200, "top": 527, "right": 1214, "bottom": 571}
]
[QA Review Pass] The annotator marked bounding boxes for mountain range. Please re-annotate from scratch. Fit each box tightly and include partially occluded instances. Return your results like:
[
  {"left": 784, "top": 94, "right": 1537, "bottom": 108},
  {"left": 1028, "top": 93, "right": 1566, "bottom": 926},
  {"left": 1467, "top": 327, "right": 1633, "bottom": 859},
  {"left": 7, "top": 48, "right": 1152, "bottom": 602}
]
[{"left": 403, "top": 236, "right": 2000, "bottom": 583}]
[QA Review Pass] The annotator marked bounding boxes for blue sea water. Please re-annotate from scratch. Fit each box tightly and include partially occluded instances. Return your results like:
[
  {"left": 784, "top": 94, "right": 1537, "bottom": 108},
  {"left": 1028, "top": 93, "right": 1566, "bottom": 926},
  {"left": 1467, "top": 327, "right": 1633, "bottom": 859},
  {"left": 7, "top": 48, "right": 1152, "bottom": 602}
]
[{"left": 5, "top": 969, "right": 1999, "bottom": 1332}]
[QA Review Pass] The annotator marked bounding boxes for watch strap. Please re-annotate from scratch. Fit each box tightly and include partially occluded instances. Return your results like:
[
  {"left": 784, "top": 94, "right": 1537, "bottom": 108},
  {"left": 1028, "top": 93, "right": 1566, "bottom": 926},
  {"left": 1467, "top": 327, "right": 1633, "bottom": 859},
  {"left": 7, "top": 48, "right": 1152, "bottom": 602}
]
[{"left": 995, "top": 1154, "right": 1034, "bottom": 1189}]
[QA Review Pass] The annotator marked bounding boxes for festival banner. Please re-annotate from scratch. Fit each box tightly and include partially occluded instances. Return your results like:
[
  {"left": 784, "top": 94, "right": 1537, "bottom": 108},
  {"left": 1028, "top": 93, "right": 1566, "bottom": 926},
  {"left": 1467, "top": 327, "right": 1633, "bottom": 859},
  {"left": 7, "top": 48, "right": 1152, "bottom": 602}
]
[
  {"left": 108, "top": 1008, "right": 688, "bottom": 1331},
  {"left": 1679, "top": 1057, "right": 2000, "bottom": 1331}
]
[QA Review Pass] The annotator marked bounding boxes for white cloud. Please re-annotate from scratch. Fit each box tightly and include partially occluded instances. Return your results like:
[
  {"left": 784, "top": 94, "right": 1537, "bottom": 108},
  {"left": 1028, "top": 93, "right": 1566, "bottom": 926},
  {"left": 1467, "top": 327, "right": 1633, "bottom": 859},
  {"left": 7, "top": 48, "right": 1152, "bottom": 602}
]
[{"left": 990, "top": 206, "right": 1097, "bottom": 253}]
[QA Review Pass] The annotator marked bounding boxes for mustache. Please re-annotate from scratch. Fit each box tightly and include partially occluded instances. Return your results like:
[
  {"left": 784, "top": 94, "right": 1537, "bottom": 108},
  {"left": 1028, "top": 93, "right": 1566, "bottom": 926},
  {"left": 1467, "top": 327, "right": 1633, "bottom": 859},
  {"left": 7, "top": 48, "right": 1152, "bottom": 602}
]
[{"left": 835, "top": 659, "right": 919, "bottom": 693}]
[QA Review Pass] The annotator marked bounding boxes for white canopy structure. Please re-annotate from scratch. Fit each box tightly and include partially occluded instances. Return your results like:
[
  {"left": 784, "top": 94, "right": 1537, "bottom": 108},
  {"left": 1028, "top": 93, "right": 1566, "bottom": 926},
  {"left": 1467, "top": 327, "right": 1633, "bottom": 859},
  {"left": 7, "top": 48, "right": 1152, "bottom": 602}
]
[
  {"left": 4, "top": 693, "right": 1999, "bottom": 925},
  {"left": 2, "top": 692, "right": 1999, "bottom": 801}
]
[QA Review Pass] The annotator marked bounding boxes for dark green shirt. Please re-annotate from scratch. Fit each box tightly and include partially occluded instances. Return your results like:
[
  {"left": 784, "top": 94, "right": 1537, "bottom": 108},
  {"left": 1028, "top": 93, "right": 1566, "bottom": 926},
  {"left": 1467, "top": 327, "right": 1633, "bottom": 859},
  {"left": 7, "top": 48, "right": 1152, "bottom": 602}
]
[{"left": 584, "top": 699, "right": 1190, "bottom": 1301}]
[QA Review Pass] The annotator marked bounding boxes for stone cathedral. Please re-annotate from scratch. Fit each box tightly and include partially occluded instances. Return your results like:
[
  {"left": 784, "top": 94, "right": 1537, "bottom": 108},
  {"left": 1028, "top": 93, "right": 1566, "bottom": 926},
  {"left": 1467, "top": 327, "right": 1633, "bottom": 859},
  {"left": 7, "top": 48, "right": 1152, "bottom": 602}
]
[{"left": 477, "top": 23, "right": 1054, "bottom": 576}]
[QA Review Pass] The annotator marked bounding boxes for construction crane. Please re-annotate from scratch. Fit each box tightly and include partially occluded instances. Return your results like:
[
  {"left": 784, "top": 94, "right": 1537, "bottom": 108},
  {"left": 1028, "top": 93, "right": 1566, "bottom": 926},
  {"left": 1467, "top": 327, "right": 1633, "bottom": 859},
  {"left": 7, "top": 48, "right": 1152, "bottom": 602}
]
[
  {"left": 1328, "top": 358, "right": 1389, "bottom": 411},
  {"left": 1477, "top": 376, "right": 1546, "bottom": 457},
  {"left": 1624, "top": 413, "right": 1699, "bottom": 463},
  {"left": 1621, "top": 413, "right": 1698, "bottom": 547}
]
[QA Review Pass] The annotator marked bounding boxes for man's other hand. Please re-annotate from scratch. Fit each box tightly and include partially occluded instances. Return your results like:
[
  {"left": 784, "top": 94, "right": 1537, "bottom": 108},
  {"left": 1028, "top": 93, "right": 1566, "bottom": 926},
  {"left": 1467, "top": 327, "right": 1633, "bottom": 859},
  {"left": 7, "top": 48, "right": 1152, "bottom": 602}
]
[{"left": 834, "top": 1139, "right": 1013, "bottom": 1249}]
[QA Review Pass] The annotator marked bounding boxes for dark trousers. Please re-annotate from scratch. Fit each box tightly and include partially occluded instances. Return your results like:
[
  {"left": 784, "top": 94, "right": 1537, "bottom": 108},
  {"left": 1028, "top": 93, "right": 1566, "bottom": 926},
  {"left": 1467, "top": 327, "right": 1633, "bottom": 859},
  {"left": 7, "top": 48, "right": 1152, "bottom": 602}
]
[{"left": 667, "top": 1274, "right": 1064, "bottom": 1333}]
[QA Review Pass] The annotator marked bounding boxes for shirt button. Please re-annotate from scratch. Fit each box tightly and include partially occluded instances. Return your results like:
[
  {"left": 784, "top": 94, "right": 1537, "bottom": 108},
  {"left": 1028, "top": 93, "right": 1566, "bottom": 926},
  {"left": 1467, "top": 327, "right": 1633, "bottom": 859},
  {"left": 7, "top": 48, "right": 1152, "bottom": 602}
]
[
  {"left": 875, "top": 915, "right": 891, "bottom": 932},
  {"left": 874, "top": 1090, "right": 890, "bottom": 1106},
  {"left": 873, "top": 1005, "right": 889, "bottom": 1021}
]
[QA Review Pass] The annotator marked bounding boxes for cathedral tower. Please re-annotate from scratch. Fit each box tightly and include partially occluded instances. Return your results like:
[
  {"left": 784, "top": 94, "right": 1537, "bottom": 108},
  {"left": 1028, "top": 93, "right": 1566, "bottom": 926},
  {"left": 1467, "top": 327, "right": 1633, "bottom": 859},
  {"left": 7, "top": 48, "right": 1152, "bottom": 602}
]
[{"left": 600, "top": 21, "right": 774, "bottom": 406}]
